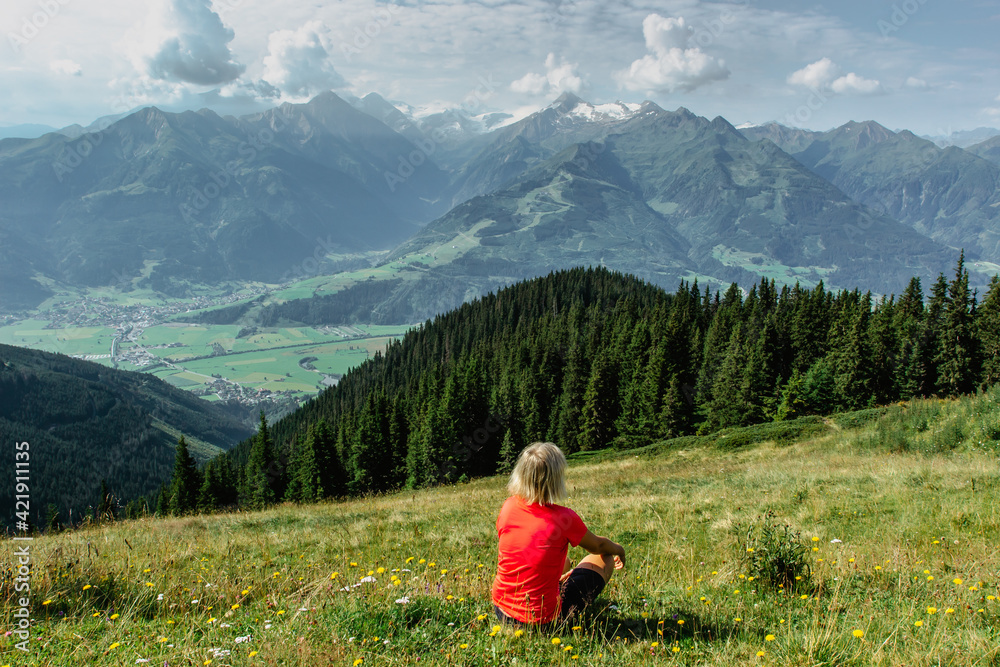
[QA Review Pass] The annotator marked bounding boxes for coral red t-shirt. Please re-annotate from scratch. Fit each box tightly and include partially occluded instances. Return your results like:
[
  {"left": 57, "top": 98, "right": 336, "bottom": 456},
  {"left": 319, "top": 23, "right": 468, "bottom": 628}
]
[{"left": 491, "top": 496, "right": 588, "bottom": 623}]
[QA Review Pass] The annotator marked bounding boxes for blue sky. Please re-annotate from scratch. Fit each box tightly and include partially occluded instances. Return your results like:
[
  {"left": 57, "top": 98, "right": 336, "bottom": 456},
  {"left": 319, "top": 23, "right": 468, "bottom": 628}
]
[{"left": 1, "top": 0, "right": 998, "bottom": 135}]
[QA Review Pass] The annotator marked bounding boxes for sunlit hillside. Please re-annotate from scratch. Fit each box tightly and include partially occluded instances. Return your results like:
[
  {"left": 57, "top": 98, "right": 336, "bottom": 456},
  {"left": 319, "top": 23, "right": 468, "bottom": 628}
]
[{"left": 2, "top": 388, "right": 1000, "bottom": 666}]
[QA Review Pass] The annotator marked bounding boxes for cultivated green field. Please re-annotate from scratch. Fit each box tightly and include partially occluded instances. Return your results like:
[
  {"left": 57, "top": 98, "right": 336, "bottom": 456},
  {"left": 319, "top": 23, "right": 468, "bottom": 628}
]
[
  {"left": 147, "top": 331, "right": 409, "bottom": 395},
  {"left": 4, "top": 389, "right": 1000, "bottom": 665},
  {"left": 0, "top": 320, "right": 117, "bottom": 358}
]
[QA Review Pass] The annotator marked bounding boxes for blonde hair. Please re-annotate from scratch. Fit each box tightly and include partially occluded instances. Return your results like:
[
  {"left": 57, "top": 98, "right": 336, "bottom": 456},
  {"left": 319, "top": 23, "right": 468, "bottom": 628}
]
[{"left": 507, "top": 442, "right": 567, "bottom": 505}]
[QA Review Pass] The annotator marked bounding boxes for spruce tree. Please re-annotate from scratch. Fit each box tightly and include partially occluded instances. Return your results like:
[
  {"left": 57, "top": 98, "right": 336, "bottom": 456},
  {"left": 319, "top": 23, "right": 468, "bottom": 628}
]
[
  {"left": 245, "top": 412, "right": 276, "bottom": 509},
  {"left": 977, "top": 275, "right": 1000, "bottom": 388},
  {"left": 169, "top": 437, "right": 200, "bottom": 515},
  {"left": 935, "top": 252, "right": 976, "bottom": 396},
  {"left": 497, "top": 429, "right": 518, "bottom": 475},
  {"left": 579, "top": 354, "right": 619, "bottom": 451}
]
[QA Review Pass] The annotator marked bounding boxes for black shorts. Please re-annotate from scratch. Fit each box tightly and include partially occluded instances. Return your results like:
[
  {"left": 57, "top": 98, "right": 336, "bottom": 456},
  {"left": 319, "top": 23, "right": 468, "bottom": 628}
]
[{"left": 494, "top": 567, "right": 607, "bottom": 627}]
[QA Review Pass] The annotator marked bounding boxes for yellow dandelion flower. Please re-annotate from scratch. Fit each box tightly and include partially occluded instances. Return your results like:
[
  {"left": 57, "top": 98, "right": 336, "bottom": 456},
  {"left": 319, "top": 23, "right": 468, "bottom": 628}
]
[
  {"left": 678, "top": 620, "right": 684, "bottom": 625},
  {"left": 350, "top": 562, "right": 358, "bottom": 567},
  {"left": 231, "top": 604, "right": 239, "bottom": 610},
  {"left": 672, "top": 646, "right": 680, "bottom": 653},
  {"left": 83, "top": 585, "right": 92, "bottom": 591},
  {"left": 757, "top": 651, "right": 766, "bottom": 657},
  {"left": 765, "top": 634, "right": 775, "bottom": 641},
  {"left": 927, "top": 576, "right": 934, "bottom": 581},
  {"left": 428, "top": 562, "right": 436, "bottom": 568},
  {"left": 875, "top": 566, "right": 882, "bottom": 571},
  {"left": 159, "top": 637, "right": 168, "bottom": 643},
  {"left": 249, "top": 651, "right": 258, "bottom": 657},
  {"left": 746, "top": 547, "right": 754, "bottom": 553},
  {"left": 914, "top": 620, "right": 923, "bottom": 627},
  {"left": 418, "top": 559, "right": 426, "bottom": 564},
  {"left": 330, "top": 572, "right": 339, "bottom": 579},
  {"left": 734, "top": 617, "right": 742, "bottom": 622},
  {"left": 276, "top": 610, "right": 285, "bottom": 615},
  {"left": 492, "top": 625, "right": 502, "bottom": 632},
  {"left": 573, "top": 625, "right": 582, "bottom": 630},
  {"left": 459, "top": 644, "right": 468, "bottom": 649},
  {"left": 446, "top": 595, "right": 454, "bottom": 600},
  {"left": 953, "top": 578, "right": 963, "bottom": 585},
  {"left": 812, "top": 536, "right": 819, "bottom": 542},
  {"left": 552, "top": 637, "right": 561, "bottom": 645},
  {"left": 927, "top": 607, "right": 937, "bottom": 615},
  {"left": 377, "top": 567, "right": 385, "bottom": 574},
  {"left": 353, "top": 659, "right": 363, "bottom": 666},
  {"left": 514, "top": 629, "right": 524, "bottom": 637},
  {"left": 441, "top": 569, "right": 448, "bottom": 575},
  {"left": 406, "top": 557, "right": 414, "bottom": 563},
  {"left": 852, "top": 629, "right": 864, "bottom": 638},
  {"left": 42, "top": 600, "right": 52, "bottom": 606},
  {"left": 988, "top": 596, "right": 996, "bottom": 601},
  {"left": 108, "top": 642, "right": 120, "bottom": 650},
  {"left": 945, "top": 608, "right": 954, "bottom": 614},
  {"left": 110, "top": 613, "right": 119, "bottom": 620},
  {"left": 477, "top": 614, "right": 487, "bottom": 621},
  {"left": 651, "top": 642, "right": 659, "bottom": 648}
]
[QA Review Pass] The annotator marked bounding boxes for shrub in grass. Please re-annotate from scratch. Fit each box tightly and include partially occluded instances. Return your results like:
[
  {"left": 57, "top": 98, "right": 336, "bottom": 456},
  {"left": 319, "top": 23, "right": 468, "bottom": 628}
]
[{"left": 737, "top": 511, "right": 812, "bottom": 592}]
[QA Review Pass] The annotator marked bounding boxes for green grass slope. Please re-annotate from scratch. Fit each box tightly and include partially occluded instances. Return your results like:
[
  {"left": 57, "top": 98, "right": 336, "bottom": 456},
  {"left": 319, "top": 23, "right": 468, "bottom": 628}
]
[{"left": 3, "top": 387, "right": 1000, "bottom": 665}]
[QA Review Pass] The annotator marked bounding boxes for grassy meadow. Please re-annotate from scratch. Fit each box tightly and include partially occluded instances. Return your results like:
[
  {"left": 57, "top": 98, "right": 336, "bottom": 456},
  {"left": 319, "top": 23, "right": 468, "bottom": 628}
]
[{"left": 3, "top": 388, "right": 1000, "bottom": 666}]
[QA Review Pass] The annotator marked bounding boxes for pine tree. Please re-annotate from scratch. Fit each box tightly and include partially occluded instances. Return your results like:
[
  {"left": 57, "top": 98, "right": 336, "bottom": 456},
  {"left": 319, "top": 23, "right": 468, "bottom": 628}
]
[
  {"left": 245, "top": 412, "right": 276, "bottom": 509},
  {"left": 197, "top": 460, "right": 219, "bottom": 512},
  {"left": 579, "top": 354, "right": 619, "bottom": 451},
  {"left": 935, "top": 252, "right": 976, "bottom": 396},
  {"left": 801, "top": 357, "right": 837, "bottom": 415},
  {"left": 978, "top": 275, "right": 1000, "bottom": 388},
  {"left": 707, "top": 324, "right": 750, "bottom": 429},
  {"left": 774, "top": 369, "right": 806, "bottom": 421},
  {"left": 169, "top": 436, "right": 201, "bottom": 515},
  {"left": 658, "top": 374, "right": 693, "bottom": 437},
  {"left": 497, "top": 429, "right": 518, "bottom": 475}
]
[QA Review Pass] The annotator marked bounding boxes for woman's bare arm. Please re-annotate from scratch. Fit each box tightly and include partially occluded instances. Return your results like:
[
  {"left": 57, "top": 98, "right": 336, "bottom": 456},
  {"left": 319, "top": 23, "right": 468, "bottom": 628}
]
[{"left": 578, "top": 529, "right": 626, "bottom": 567}]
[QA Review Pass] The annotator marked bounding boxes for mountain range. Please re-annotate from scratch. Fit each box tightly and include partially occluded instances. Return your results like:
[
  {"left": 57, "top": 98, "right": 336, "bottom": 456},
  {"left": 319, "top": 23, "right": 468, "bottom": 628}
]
[{"left": 1, "top": 91, "right": 998, "bottom": 318}]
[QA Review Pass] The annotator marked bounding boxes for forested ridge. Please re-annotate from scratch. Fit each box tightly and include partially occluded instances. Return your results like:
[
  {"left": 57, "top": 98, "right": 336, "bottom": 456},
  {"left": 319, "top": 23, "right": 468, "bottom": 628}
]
[
  {"left": 160, "top": 258, "right": 1000, "bottom": 515},
  {"left": 0, "top": 344, "right": 253, "bottom": 529}
]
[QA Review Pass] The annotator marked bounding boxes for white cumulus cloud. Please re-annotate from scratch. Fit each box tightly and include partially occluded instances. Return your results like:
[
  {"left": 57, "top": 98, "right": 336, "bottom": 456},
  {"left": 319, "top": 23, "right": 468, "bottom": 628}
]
[
  {"left": 788, "top": 58, "right": 881, "bottom": 95},
  {"left": 511, "top": 53, "right": 586, "bottom": 96},
  {"left": 905, "top": 77, "right": 929, "bottom": 89},
  {"left": 127, "top": 0, "right": 245, "bottom": 86},
  {"left": 50, "top": 60, "right": 82, "bottom": 77},
  {"left": 787, "top": 57, "right": 839, "bottom": 89},
  {"left": 831, "top": 72, "right": 881, "bottom": 95},
  {"left": 615, "top": 14, "right": 729, "bottom": 94},
  {"left": 261, "top": 20, "right": 346, "bottom": 99}
]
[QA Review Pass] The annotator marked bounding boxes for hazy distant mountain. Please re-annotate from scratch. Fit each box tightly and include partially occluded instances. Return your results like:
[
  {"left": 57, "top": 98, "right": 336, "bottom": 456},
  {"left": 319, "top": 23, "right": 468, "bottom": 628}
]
[
  {"left": 742, "top": 121, "right": 1000, "bottom": 261},
  {"left": 923, "top": 127, "right": 1000, "bottom": 148},
  {"left": 968, "top": 136, "right": 1000, "bottom": 165},
  {"left": 0, "top": 124, "right": 59, "bottom": 140},
  {"left": 0, "top": 93, "right": 446, "bottom": 308}
]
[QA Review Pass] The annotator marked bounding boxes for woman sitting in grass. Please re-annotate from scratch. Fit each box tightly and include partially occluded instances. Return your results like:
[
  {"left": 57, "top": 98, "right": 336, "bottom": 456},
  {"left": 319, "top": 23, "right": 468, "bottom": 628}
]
[{"left": 491, "top": 441, "right": 626, "bottom": 627}]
